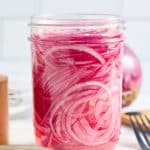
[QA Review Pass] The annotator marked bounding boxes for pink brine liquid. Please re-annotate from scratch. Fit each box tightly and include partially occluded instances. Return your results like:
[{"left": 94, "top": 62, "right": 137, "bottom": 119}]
[{"left": 30, "top": 22, "right": 123, "bottom": 150}]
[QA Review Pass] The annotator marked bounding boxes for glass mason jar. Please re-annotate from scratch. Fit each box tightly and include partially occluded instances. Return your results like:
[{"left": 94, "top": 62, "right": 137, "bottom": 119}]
[{"left": 29, "top": 14, "right": 124, "bottom": 150}]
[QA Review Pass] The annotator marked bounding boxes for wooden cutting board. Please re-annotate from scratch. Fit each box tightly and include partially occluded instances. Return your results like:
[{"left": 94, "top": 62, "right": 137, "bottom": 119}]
[
  {"left": 0, "top": 145, "right": 50, "bottom": 150},
  {"left": 0, "top": 74, "right": 8, "bottom": 144},
  {"left": 122, "top": 109, "right": 150, "bottom": 127}
]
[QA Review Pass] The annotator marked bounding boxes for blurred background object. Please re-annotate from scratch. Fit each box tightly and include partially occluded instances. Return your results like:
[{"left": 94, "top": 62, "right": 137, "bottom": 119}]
[
  {"left": 0, "top": 145, "right": 50, "bottom": 150},
  {"left": 122, "top": 45, "right": 142, "bottom": 107},
  {"left": 0, "top": 74, "right": 8, "bottom": 144},
  {"left": 8, "top": 88, "right": 31, "bottom": 119}
]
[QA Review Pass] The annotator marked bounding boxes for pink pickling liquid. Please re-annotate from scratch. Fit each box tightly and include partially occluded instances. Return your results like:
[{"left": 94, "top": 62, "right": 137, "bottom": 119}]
[{"left": 30, "top": 28, "right": 123, "bottom": 150}]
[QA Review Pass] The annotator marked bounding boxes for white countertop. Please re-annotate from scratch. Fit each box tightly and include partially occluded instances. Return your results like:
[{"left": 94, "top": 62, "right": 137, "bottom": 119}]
[
  {"left": 9, "top": 116, "right": 141, "bottom": 150},
  {"left": 10, "top": 117, "right": 141, "bottom": 150},
  {"left": 8, "top": 91, "right": 141, "bottom": 150},
  {"left": 1, "top": 60, "right": 149, "bottom": 150}
]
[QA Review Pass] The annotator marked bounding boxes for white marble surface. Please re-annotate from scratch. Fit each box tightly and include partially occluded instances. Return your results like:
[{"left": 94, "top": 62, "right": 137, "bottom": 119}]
[{"left": 1, "top": 60, "right": 149, "bottom": 150}]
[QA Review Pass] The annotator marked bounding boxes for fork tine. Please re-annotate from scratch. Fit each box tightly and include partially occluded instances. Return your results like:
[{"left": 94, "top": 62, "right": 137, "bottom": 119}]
[
  {"left": 145, "top": 115, "right": 150, "bottom": 124},
  {"left": 140, "top": 115, "right": 150, "bottom": 135},
  {"left": 129, "top": 115, "right": 148, "bottom": 150},
  {"left": 135, "top": 115, "right": 150, "bottom": 147}
]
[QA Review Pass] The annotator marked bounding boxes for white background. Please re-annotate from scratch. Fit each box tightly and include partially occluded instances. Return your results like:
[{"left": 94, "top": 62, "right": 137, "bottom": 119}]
[
  {"left": 0, "top": 0, "right": 150, "bottom": 149},
  {"left": 0, "top": 0, "right": 150, "bottom": 101}
]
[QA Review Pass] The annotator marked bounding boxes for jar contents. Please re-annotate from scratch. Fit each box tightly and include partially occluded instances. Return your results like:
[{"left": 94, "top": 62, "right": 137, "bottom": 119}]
[{"left": 30, "top": 20, "right": 123, "bottom": 150}]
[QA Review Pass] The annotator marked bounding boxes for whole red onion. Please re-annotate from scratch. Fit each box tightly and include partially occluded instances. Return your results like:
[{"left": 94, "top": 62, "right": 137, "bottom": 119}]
[{"left": 122, "top": 45, "right": 142, "bottom": 107}]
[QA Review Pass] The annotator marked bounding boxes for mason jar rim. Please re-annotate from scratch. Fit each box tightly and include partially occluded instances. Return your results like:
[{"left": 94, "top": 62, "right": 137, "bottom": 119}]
[{"left": 30, "top": 13, "right": 124, "bottom": 27}]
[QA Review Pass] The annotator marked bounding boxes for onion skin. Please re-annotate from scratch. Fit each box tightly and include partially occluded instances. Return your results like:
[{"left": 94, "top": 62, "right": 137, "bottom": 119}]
[{"left": 122, "top": 45, "right": 142, "bottom": 107}]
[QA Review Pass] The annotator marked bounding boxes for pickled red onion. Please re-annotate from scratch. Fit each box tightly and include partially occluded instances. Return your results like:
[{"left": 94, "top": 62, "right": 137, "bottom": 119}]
[{"left": 30, "top": 27, "right": 123, "bottom": 150}]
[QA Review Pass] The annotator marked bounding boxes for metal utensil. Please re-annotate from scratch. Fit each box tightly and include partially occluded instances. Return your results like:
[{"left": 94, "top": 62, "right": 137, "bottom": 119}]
[{"left": 126, "top": 111, "right": 150, "bottom": 150}]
